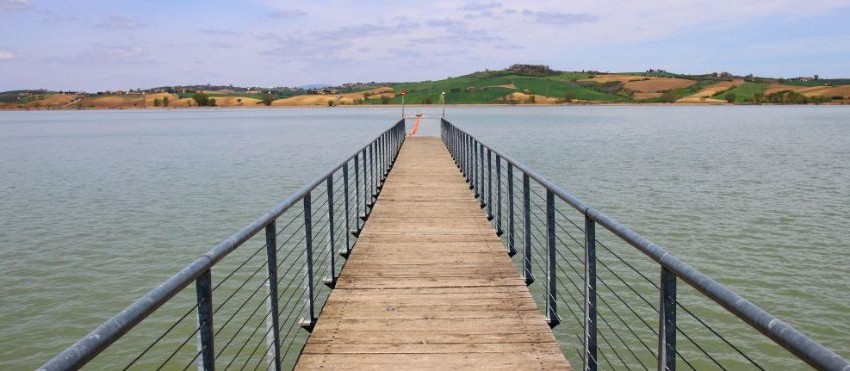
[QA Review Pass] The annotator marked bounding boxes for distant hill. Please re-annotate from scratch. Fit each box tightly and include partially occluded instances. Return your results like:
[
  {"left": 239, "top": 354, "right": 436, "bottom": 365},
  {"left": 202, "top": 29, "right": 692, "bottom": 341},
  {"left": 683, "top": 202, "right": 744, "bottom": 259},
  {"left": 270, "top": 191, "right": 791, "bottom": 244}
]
[
  {"left": 3, "top": 65, "right": 849, "bottom": 109},
  {"left": 297, "top": 83, "right": 334, "bottom": 89}
]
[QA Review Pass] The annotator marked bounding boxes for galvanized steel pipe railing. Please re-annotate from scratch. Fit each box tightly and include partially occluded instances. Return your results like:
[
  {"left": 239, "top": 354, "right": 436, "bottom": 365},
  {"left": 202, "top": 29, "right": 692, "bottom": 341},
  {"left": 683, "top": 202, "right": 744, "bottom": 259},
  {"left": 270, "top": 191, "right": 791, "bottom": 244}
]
[
  {"left": 40, "top": 120, "right": 406, "bottom": 371},
  {"left": 441, "top": 119, "right": 849, "bottom": 371}
]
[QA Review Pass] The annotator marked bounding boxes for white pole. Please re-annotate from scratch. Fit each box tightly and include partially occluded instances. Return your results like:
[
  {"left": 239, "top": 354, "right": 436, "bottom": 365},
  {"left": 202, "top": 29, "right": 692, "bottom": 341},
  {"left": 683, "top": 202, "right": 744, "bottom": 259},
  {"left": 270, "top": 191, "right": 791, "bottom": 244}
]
[{"left": 441, "top": 91, "right": 446, "bottom": 118}]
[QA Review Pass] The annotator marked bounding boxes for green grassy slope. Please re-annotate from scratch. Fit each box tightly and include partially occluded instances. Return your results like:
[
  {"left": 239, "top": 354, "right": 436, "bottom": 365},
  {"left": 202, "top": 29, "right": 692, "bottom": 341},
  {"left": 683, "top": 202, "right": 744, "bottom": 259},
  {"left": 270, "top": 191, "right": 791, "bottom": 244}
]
[
  {"left": 712, "top": 82, "right": 768, "bottom": 102},
  {"left": 385, "top": 72, "right": 627, "bottom": 104}
]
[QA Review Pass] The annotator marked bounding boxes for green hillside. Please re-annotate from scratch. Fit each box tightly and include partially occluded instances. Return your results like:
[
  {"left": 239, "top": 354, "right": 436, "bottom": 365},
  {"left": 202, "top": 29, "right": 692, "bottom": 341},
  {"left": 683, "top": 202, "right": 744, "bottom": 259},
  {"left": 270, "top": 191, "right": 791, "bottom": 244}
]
[{"left": 4, "top": 65, "right": 849, "bottom": 109}]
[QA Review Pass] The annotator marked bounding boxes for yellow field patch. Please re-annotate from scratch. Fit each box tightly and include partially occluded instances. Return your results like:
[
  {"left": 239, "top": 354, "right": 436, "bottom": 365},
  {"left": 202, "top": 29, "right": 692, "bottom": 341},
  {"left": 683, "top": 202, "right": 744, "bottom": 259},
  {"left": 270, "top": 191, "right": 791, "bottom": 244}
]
[
  {"left": 633, "top": 92, "right": 663, "bottom": 100},
  {"left": 79, "top": 95, "right": 145, "bottom": 108},
  {"left": 677, "top": 80, "right": 742, "bottom": 103},
  {"left": 210, "top": 96, "right": 262, "bottom": 107},
  {"left": 504, "top": 92, "right": 559, "bottom": 104},
  {"left": 25, "top": 94, "right": 81, "bottom": 108},
  {"left": 582, "top": 75, "right": 647, "bottom": 84}
]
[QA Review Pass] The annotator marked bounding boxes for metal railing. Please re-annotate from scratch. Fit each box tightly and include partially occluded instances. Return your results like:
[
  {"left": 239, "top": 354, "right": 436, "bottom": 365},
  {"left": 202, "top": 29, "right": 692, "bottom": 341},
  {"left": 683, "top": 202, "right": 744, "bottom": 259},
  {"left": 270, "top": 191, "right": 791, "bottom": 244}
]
[
  {"left": 441, "top": 119, "right": 849, "bottom": 371},
  {"left": 40, "top": 120, "right": 406, "bottom": 371}
]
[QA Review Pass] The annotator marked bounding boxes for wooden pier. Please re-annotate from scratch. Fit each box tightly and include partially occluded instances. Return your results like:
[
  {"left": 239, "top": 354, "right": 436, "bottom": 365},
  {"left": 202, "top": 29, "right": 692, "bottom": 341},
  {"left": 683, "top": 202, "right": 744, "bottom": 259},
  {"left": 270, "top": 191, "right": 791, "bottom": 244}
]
[{"left": 296, "top": 137, "right": 571, "bottom": 370}]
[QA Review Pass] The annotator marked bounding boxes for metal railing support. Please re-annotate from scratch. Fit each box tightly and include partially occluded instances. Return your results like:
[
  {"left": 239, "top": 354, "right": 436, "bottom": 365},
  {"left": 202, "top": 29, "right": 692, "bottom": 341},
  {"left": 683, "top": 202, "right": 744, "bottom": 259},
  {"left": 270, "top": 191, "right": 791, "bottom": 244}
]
[
  {"left": 487, "top": 148, "right": 493, "bottom": 220},
  {"left": 301, "top": 194, "right": 316, "bottom": 330},
  {"left": 478, "top": 143, "right": 485, "bottom": 207},
  {"left": 324, "top": 178, "right": 336, "bottom": 287},
  {"left": 353, "top": 154, "right": 362, "bottom": 232},
  {"left": 264, "top": 222, "right": 281, "bottom": 371},
  {"left": 658, "top": 267, "right": 677, "bottom": 371},
  {"left": 470, "top": 139, "right": 481, "bottom": 198},
  {"left": 371, "top": 141, "right": 378, "bottom": 197},
  {"left": 361, "top": 148, "right": 369, "bottom": 214},
  {"left": 584, "top": 216, "right": 598, "bottom": 371},
  {"left": 495, "top": 154, "right": 503, "bottom": 236},
  {"left": 507, "top": 163, "right": 516, "bottom": 256},
  {"left": 342, "top": 165, "right": 351, "bottom": 256},
  {"left": 195, "top": 270, "right": 215, "bottom": 371},
  {"left": 522, "top": 173, "right": 533, "bottom": 285},
  {"left": 546, "top": 190, "right": 559, "bottom": 328},
  {"left": 468, "top": 135, "right": 474, "bottom": 189}
]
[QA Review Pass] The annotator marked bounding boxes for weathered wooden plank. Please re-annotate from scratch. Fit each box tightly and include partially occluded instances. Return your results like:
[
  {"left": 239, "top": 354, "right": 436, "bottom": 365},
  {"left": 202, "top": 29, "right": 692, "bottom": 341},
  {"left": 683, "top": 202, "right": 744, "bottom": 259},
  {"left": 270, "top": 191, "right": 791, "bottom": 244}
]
[
  {"left": 295, "top": 136, "right": 571, "bottom": 370},
  {"left": 297, "top": 353, "right": 570, "bottom": 370}
]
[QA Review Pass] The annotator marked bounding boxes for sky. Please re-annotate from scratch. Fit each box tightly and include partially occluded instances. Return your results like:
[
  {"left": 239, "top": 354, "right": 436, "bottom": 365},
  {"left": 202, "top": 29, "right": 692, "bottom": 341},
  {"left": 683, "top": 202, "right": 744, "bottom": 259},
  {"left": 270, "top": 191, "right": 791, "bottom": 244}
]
[{"left": 1, "top": 0, "right": 849, "bottom": 92}]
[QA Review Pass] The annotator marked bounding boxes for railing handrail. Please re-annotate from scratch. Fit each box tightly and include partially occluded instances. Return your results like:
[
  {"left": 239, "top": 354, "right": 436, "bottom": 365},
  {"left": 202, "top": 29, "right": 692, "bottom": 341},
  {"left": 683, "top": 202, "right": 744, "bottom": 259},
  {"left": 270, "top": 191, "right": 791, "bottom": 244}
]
[
  {"left": 40, "top": 119, "right": 405, "bottom": 371},
  {"left": 441, "top": 118, "right": 849, "bottom": 371}
]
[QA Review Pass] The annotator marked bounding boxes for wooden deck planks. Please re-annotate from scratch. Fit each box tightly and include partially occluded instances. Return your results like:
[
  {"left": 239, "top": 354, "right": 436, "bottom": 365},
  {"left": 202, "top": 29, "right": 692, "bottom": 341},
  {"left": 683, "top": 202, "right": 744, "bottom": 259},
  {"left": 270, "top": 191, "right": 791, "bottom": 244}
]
[{"left": 295, "top": 136, "right": 571, "bottom": 370}]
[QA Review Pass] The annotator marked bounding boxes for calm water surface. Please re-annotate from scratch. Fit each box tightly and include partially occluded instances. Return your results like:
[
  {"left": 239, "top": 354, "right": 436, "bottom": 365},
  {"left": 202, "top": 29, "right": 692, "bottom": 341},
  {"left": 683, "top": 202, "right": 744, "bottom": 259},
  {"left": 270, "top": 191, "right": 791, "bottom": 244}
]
[{"left": 1, "top": 106, "right": 848, "bottom": 368}]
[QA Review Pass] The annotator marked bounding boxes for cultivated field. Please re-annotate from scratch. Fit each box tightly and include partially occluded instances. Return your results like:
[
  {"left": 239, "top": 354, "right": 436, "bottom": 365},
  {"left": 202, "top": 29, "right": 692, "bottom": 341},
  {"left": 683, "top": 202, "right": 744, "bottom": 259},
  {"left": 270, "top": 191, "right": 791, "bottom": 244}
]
[
  {"left": 624, "top": 78, "right": 696, "bottom": 93},
  {"left": 677, "top": 80, "right": 743, "bottom": 103}
]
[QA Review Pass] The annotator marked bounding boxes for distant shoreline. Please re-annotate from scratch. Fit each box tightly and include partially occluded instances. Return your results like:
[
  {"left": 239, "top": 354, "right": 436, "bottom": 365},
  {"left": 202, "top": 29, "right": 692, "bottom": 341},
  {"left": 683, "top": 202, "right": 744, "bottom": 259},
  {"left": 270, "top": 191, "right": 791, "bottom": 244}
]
[{"left": 4, "top": 102, "right": 850, "bottom": 111}]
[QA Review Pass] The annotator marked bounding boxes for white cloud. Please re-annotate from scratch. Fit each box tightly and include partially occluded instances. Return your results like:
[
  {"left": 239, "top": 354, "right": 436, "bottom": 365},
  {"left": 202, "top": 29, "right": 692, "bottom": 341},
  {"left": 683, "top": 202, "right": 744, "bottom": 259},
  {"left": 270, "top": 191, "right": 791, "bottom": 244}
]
[
  {"left": 0, "top": 0, "right": 30, "bottom": 11},
  {"left": 521, "top": 9, "right": 598, "bottom": 25},
  {"left": 100, "top": 46, "right": 147, "bottom": 61},
  {"left": 97, "top": 16, "right": 143, "bottom": 29},
  {"left": 0, "top": 49, "right": 16, "bottom": 61},
  {"left": 461, "top": 1, "right": 502, "bottom": 11},
  {"left": 267, "top": 9, "right": 306, "bottom": 18}
]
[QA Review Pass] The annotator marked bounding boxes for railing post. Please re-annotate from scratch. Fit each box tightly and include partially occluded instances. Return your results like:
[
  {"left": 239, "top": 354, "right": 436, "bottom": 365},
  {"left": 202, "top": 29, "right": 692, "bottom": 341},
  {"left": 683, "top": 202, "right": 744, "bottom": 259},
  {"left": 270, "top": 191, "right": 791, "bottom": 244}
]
[
  {"left": 380, "top": 135, "right": 387, "bottom": 178},
  {"left": 507, "top": 163, "right": 516, "bottom": 256},
  {"left": 195, "top": 269, "right": 215, "bottom": 371},
  {"left": 478, "top": 143, "right": 485, "bottom": 208},
  {"left": 495, "top": 154, "right": 503, "bottom": 236},
  {"left": 467, "top": 135, "right": 474, "bottom": 189},
  {"left": 486, "top": 148, "right": 493, "bottom": 220},
  {"left": 264, "top": 222, "right": 281, "bottom": 371},
  {"left": 301, "top": 194, "right": 315, "bottom": 331},
  {"left": 368, "top": 143, "right": 374, "bottom": 201},
  {"left": 353, "top": 154, "right": 362, "bottom": 234},
  {"left": 324, "top": 177, "right": 336, "bottom": 287},
  {"left": 658, "top": 268, "right": 677, "bottom": 371},
  {"left": 472, "top": 140, "right": 479, "bottom": 195},
  {"left": 584, "top": 216, "right": 598, "bottom": 371},
  {"left": 343, "top": 164, "right": 351, "bottom": 256},
  {"left": 361, "top": 148, "right": 369, "bottom": 214},
  {"left": 384, "top": 134, "right": 389, "bottom": 175},
  {"left": 464, "top": 134, "right": 471, "bottom": 183},
  {"left": 522, "top": 173, "right": 534, "bottom": 285},
  {"left": 546, "top": 190, "right": 559, "bottom": 328}
]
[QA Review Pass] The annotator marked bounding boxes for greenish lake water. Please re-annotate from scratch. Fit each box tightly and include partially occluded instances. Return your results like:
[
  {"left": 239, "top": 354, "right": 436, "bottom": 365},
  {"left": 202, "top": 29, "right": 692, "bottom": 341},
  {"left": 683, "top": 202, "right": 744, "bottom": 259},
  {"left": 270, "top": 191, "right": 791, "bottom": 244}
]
[{"left": 1, "top": 106, "right": 847, "bottom": 369}]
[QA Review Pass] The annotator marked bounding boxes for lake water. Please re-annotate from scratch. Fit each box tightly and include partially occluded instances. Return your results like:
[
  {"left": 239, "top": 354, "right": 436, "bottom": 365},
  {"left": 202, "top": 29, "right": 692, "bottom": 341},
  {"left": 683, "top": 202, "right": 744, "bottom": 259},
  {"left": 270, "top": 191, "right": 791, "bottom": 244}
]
[{"left": 1, "top": 106, "right": 848, "bottom": 368}]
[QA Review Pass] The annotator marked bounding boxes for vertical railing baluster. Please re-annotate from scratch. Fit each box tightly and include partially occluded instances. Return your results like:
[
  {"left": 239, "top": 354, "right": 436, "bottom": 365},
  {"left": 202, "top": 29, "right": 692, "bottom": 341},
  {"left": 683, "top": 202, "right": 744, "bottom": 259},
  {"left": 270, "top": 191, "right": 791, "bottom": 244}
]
[
  {"left": 464, "top": 134, "right": 470, "bottom": 181},
  {"left": 658, "top": 268, "right": 677, "bottom": 371},
  {"left": 523, "top": 173, "right": 533, "bottom": 285},
  {"left": 496, "top": 154, "right": 503, "bottom": 236},
  {"left": 507, "top": 163, "right": 516, "bottom": 256},
  {"left": 383, "top": 134, "right": 389, "bottom": 176},
  {"left": 472, "top": 137, "right": 477, "bottom": 190},
  {"left": 486, "top": 148, "right": 493, "bottom": 220},
  {"left": 196, "top": 270, "right": 215, "bottom": 371},
  {"left": 467, "top": 135, "right": 473, "bottom": 188},
  {"left": 300, "top": 194, "right": 315, "bottom": 330},
  {"left": 367, "top": 143, "right": 373, "bottom": 203},
  {"left": 478, "top": 143, "right": 485, "bottom": 207},
  {"left": 546, "top": 190, "right": 559, "bottom": 327},
  {"left": 264, "top": 222, "right": 281, "bottom": 371},
  {"left": 584, "top": 215, "right": 598, "bottom": 371},
  {"left": 361, "top": 148, "right": 368, "bottom": 215},
  {"left": 354, "top": 154, "right": 362, "bottom": 234},
  {"left": 379, "top": 135, "right": 385, "bottom": 180},
  {"left": 343, "top": 164, "right": 351, "bottom": 256},
  {"left": 325, "top": 177, "right": 336, "bottom": 287}
]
